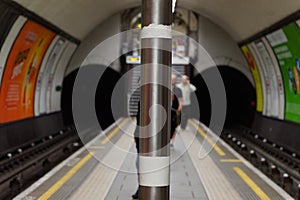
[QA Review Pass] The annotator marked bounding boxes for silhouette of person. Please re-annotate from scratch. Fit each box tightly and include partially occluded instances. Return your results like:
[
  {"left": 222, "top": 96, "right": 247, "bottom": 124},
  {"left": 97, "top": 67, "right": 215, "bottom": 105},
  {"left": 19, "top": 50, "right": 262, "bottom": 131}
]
[
  {"left": 171, "top": 74, "right": 182, "bottom": 146},
  {"left": 132, "top": 78, "right": 140, "bottom": 199},
  {"left": 176, "top": 75, "right": 196, "bottom": 130}
]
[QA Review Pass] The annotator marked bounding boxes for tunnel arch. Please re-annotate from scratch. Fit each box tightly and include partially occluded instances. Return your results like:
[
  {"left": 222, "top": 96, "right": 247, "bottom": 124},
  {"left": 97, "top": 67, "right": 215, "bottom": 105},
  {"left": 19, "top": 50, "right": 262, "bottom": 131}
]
[
  {"left": 191, "top": 65, "right": 256, "bottom": 128},
  {"left": 61, "top": 65, "right": 125, "bottom": 132}
]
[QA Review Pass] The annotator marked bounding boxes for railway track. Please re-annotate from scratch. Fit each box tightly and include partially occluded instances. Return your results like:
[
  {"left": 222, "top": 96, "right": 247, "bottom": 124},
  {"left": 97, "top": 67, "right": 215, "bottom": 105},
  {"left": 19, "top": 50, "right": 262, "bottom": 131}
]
[
  {"left": 222, "top": 126, "right": 300, "bottom": 199},
  {"left": 0, "top": 126, "right": 82, "bottom": 200}
]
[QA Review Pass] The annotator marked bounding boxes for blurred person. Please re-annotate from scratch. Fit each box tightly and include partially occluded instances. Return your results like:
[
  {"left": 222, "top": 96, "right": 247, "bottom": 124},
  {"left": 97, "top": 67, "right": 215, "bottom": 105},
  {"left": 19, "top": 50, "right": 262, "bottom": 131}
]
[
  {"left": 132, "top": 100, "right": 140, "bottom": 199},
  {"left": 132, "top": 78, "right": 140, "bottom": 199},
  {"left": 176, "top": 75, "right": 196, "bottom": 130},
  {"left": 171, "top": 74, "right": 182, "bottom": 146}
]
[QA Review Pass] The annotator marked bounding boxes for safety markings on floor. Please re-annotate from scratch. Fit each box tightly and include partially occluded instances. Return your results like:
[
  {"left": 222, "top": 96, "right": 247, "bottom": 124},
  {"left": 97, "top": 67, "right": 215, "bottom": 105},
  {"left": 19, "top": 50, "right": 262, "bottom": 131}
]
[
  {"left": 188, "top": 120, "right": 281, "bottom": 200},
  {"left": 38, "top": 118, "right": 132, "bottom": 200},
  {"left": 180, "top": 125, "right": 241, "bottom": 199},
  {"left": 233, "top": 167, "right": 270, "bottom": 200},
  {"left": 37, "top": 152, "right": 95, "bottom": 200},
  {"left": 220, "top": 159, "right": 244, "bottom": 163},
  {"left": 16, "top": 118, "right": 132, "bottom": 200},
  {"left": 68, "top": 119, "right": 136, "bottom": 200},
  {"left": 16, "top": 117, "right": 289, "bottom": 200},
  {"left": 87, "top": 146, "right": 105, "bottom": 150},
  {"left": 189, "top": 120, "right": 225, "bottom": 156},
  {"left": 101, "top": 118, "right": 130, "bottom": 145}
]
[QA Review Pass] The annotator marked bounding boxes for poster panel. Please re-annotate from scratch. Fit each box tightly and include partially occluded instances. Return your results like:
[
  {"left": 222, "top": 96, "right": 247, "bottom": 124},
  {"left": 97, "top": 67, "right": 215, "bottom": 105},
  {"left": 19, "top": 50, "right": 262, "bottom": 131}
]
[
  {"left": 248, "top": 44, "right": 268, "bottom": 116},
  {"left": 0, "top": 16, "right": 27, "bottom": 88},
  {"left": 48, "top": 42, "right": 77, "bottom": 113},
  {"left": 0, "top": 20, "right": 55, "bottom": 123},
  {"left": 0, "top": 2, "right": 19, "bottom": 49},
  {"left": 35, "top": 36, "right": 65, "bottom": 115},
  {"left": 253, "top": 41, "right": 281, "bottom": 118},
  {"left": 261, "top": 37, "right": 285, "bottom": 119},
  {"left": 44, "top": 41, "right": 68, "bottom": 114},
  {"left": 266, "top": 23, "right": 300, "bottom": 123},
  {"left": 241, "top": 45, "right": 263, "bottom": 112}
]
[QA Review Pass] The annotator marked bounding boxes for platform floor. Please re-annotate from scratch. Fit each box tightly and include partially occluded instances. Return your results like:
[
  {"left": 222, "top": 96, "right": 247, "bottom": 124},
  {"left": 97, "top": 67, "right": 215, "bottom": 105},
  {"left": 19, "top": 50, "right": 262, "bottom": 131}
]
[{"left": 15, "top": 118, "right": 293, "bottom": 200}]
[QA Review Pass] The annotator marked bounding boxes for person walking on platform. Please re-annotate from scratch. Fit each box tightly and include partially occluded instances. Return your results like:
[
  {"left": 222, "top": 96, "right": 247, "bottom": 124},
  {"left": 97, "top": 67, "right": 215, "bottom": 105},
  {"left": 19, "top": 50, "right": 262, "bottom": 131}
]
[
  {"left": 131, "top": 79, "right": 140, "bottom": 200},
  {"left": 132, "top": 100, "right": 140, "bottom": 199},
  {"left": 176, "top": 75, "right": 196, "bottom": 130},
  {"left": 171, "top": 74, "right": 182, "bottom": 146}
]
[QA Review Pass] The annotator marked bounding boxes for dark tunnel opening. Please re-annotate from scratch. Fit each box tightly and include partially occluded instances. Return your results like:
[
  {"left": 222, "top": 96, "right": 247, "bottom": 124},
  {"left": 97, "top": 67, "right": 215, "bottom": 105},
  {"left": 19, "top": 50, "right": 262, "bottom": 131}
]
[
  {"left": 218, "top": 66, "right": 256, "bottom": 128},
  {"left": 61, "top": 69, "right": 77, "bottom": 126},
  {"left": 61, "top": 65, "right": 125, "bottom": 132},
  {"left": 95, "top": 67, "right": 126, "bottom": 129},
  {"left": 191, "top": 66, "right": 256, "bottom": 129},
  {"left": 190, "top": 71, "right": 211, "bottom": 126}
]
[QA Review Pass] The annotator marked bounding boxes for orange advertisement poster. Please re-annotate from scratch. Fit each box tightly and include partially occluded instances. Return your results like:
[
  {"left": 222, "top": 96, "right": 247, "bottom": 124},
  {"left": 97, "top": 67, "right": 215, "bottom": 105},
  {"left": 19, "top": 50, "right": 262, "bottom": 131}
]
[{"left": 0, "top": 20, "right": 55, "bottom": 123}]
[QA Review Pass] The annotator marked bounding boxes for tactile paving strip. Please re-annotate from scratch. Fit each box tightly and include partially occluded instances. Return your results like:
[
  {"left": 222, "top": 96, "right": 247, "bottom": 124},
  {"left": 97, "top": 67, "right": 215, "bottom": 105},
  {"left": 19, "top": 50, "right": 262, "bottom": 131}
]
[
  {"left": 105, "top": 129, "right": 209, "bottom": 200},
  {"left": 188, "top": 122, "right": 289, "bottom": 200}
]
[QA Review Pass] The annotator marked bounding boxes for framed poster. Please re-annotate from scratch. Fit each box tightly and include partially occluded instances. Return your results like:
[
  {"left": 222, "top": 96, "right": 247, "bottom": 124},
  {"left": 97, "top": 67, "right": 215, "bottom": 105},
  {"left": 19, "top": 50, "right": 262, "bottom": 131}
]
[
  {"left": 248, "top": 44, "right": 269, "bottom": 116},
  {"left": 0, "top": 16, "right": 27, "bottom": 89},
  {"left": 266, "top": 23, "right": 300, "bottom": 123},
  {"left": 0, "top": 20, "right": 55, "bottom": 123},
  {"left": 241, "top": 45, "right": 263, "bottom": 112},
  {"left": 36, "top": 36, "right": 65, "bottom": 115}
]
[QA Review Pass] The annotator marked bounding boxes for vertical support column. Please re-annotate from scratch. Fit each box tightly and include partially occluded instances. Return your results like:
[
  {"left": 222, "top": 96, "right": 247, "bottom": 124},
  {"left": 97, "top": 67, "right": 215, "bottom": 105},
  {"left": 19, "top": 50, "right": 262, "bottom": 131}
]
[{"left": 139, "top": 0, "right": 172, "bottom": 199}]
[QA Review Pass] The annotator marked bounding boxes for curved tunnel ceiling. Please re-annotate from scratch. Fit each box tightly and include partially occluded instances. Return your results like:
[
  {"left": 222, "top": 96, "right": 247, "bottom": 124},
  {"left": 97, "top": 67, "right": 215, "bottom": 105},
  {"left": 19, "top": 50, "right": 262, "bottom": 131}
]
[
  {"left": 13, "top": 0, "right": 300, "bottom": 41},
  {"left": 13, "top": 0, "right": 139, "bottom": 40}
]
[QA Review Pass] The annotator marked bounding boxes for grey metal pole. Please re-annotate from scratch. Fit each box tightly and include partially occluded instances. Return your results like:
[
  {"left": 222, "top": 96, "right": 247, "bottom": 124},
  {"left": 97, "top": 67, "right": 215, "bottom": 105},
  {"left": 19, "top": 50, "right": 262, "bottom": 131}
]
[{"left": 139, "top": 0, "right": 172, "bottom": 199}]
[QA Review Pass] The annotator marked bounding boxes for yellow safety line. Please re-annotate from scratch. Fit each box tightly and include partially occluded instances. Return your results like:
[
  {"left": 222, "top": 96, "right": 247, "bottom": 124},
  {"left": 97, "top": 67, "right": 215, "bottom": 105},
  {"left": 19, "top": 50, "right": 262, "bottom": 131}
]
[
  {"left": 220, "top": 159, "right": 244, "bottom": 163},
  {"left": 233, "top": 167, "right": 270, "bottom": 200},
  {"left": 101, "top": 118, "right": 129, "bottom": 145},
  {"left": 38, "top": 152, "right": 95, "bottom": 200},
  {"left": 87, "top": 146, "right": 105, "bottom": 149},
  {"left": 189, "top": 120, "right": 225, "bottom": 156}
]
